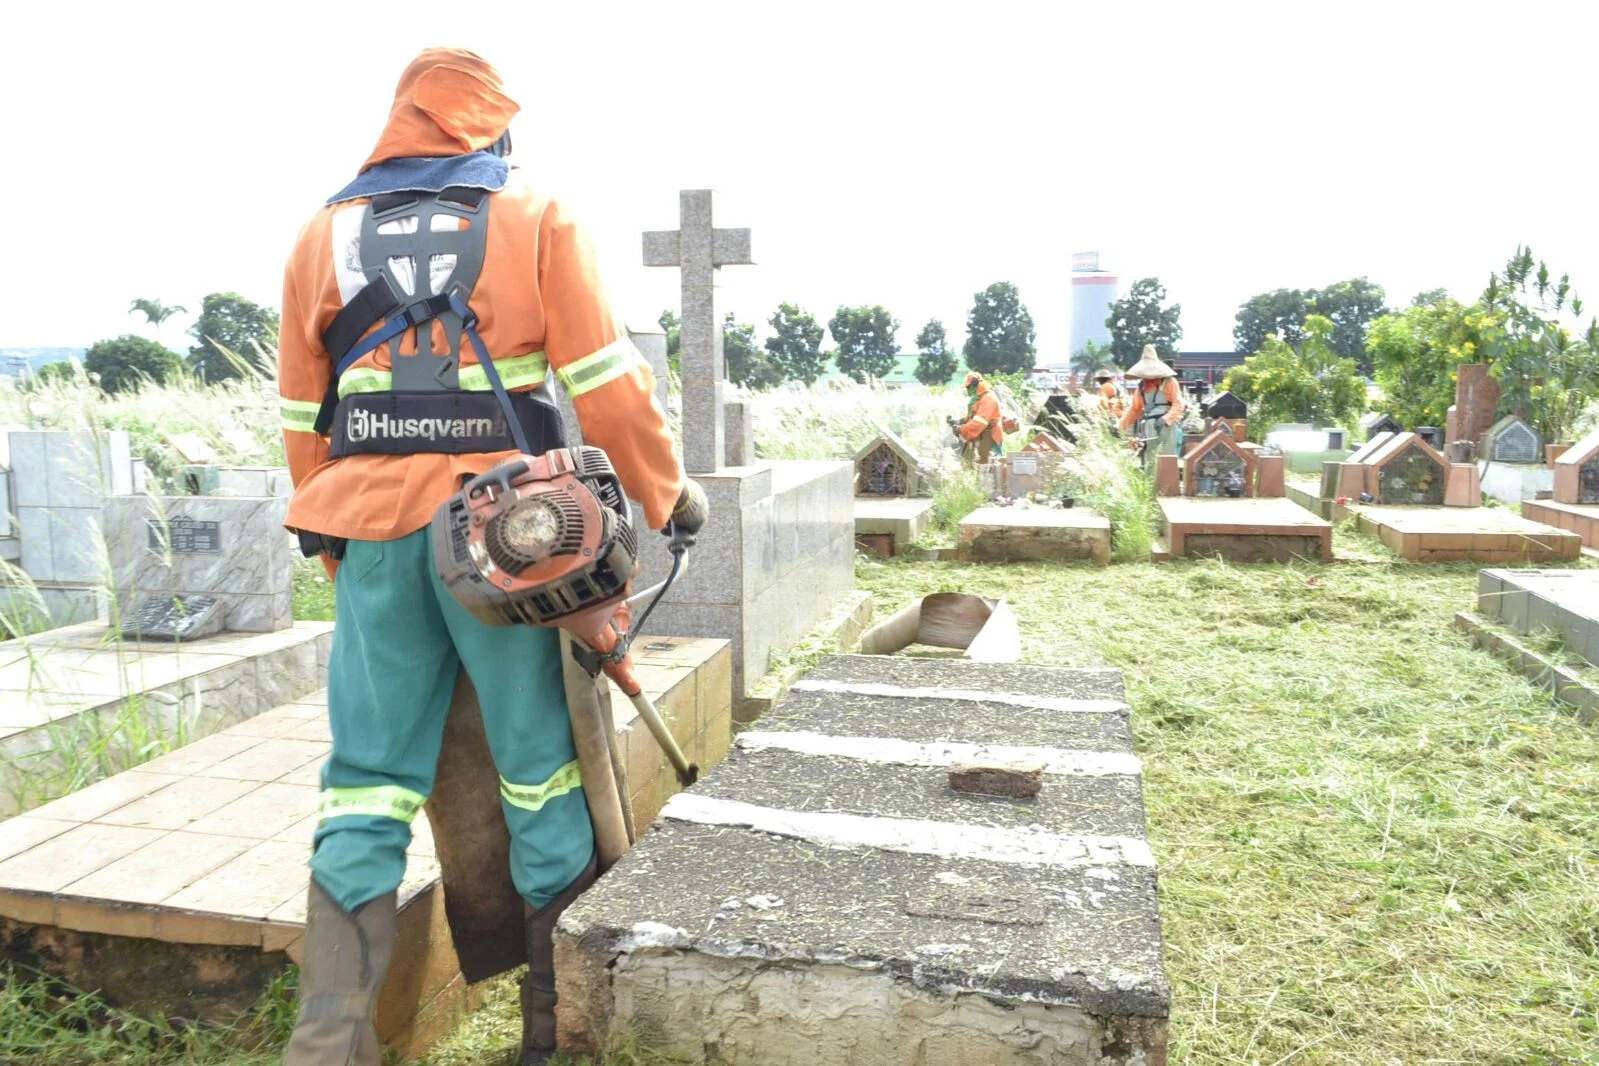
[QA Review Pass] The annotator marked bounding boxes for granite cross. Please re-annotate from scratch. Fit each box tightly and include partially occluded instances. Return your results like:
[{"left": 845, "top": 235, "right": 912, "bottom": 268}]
[{"left": 643, "top": 190, "right": 754, "bottom": 475}]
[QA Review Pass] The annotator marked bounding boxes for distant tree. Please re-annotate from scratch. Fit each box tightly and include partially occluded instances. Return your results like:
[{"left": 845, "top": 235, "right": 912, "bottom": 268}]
[
  {"left": 187, "top": 292, "right": 279, "bottom": 382},
  {"left": 1070, "top": 338, "right": 1116, "bottom": 380},
  {"left": 85, "top": 335, "right": 184, "bottom": 394},
  {"left": 723, "top": 313, "right": 782, "bottom": 389},
  {"left": 1223, "top": 315, "right": 1364, "bottom": 439},
  {"left": 829, "top": 305, "right": 900, "bottom": 383},
  {"left": 1309, "top": 277, "right": 1387, "bottom": 373},
  {"left": 913, "top": 319, "right": 958, "bottom": 386},
  {"left": 764, "top": 303, "right": 829, "bottom": 385},
  {"left": 1367, "top": 298, "right": 1489, "bottom": 429},
  {"left": 1233, "top": 288, "right": 1312, "bottom": 355},
  {"left": 1105, "top": 278, "right": 1182, "bottom": 366},
  {"left": 128, "top": 298, "right": 187, "bottom": 327},
  {"left": 658, "top": 310, "right": 681, "bottom": 358},
  {"left": 1480, "top": 245, "right": 1599, "bottom": 443},
  {"left": 30, "top": 361, "right": 83, "bottom": 387},
  {"left": 963, "top": 282, "right": 1035, "bottom": 375},
  {"left": 1411, "top": 287, "right": 1450, "bottom": 308}
]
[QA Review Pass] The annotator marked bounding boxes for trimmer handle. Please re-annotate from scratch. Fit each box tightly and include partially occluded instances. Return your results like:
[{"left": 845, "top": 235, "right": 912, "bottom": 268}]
[{"left": 463, "top": 459, "right": 530, "bottom": 501}]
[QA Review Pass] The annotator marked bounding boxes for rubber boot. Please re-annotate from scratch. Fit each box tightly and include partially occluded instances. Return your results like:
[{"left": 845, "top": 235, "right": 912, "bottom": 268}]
[
  {"left": 520, "top": 856, "right": 599, "bottom": 1066},
  {"left": 284, "top": 882, "right": 397, "bottom": 1066}
]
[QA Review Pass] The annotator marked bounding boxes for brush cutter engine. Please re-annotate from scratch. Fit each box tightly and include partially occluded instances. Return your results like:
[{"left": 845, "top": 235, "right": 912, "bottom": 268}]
[{"left": 432, "top": 447, "right": 638, "bottom": 635}]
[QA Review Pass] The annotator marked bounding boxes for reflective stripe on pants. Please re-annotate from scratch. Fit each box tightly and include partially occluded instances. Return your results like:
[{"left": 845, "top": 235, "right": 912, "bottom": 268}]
[{"left": 313, "top": 527, "right": 594, "bottom": 912}]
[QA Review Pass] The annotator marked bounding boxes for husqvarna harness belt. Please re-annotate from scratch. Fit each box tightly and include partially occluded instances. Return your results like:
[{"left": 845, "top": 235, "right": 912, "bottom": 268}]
[{"left": 314, "top": 186, "right": 561, "bottom": 459}]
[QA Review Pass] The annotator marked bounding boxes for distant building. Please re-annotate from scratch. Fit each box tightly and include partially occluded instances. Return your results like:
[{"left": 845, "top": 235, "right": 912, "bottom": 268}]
[
  {"left": 1173, "top": 351, "right": 1246, "bottom": 388},
  {"left": 1069, "top": 261, "right": 1118, "bottom": 359}
]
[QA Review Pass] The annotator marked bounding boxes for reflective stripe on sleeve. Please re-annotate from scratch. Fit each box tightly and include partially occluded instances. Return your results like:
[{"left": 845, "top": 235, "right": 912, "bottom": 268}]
[
  {"left": 336, "top": 351, "right": 549, "bottom": 400},
  {"left": 555, "top": 338, "right": 645, "bottom": 398},
  {"left": 318, "top": 785, "right": 427, "bottom": 823},
  {"left": 499, "top": 760, "right": 582, "bottom": 813},
  {"left": 282, "top": 399, "right": 322, "bottom": 433}
]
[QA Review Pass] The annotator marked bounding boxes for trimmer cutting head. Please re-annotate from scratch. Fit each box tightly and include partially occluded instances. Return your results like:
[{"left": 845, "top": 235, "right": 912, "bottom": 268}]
[{"left": 432, "top": 447, "right": 638, "bottom": 643}]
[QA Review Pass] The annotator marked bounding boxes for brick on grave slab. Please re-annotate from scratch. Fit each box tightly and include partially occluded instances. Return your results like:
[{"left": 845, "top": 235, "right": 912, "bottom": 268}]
[
  {"left": 949, "top": 758, "right": 1045, "bottom": 798},
  {"left": 698, "top": 746, "right": 1147, "bottom": 839}
]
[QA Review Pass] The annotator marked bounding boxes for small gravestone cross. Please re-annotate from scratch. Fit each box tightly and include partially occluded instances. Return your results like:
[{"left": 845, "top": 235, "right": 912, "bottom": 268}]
[{"left": 644, "top": 190, "right": 754, "bottom": 475}]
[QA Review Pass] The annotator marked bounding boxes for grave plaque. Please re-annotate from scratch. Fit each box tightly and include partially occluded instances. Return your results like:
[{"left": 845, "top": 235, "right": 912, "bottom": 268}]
[
  {"left": 120, "top": 593, "right": 225, "bottom": 642},
  {"left": 150, "top": 515, "right": 223, "bottom": 554},
  {"left": 1581, "top": 455, "right": 1599, "bottom": 505}
]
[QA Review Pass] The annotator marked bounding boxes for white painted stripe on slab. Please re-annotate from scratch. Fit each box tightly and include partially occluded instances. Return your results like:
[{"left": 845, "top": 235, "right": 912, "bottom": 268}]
[
  {"left": 736, "top": 730, "right": 1142, "bottom": 777},
  {"left": 661, "top": 793, "right": 1155, "bottom": 869},
  {"left": 788, "top": 678, "right": 1126, "bottom": 714}
]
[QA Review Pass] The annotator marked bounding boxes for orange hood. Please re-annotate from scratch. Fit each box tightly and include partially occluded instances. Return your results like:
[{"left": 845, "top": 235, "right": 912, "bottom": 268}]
[{"left": 362, "top": 48, "right": 520, "bottom": 171}]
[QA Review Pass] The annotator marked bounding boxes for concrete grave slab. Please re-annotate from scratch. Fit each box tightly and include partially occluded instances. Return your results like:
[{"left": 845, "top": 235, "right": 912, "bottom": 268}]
[
  {"left": 556, "top": 655, "right": 1167, "bottom": 1066},
  {"left": 1522, "top": 499, "right": 1599, "bottom": 549},
  {"left": 959, "top": 505, "right": 1110, "bottom": 565},
  {"left": 1348, "top": 504, "right": 1581, "bottom": 563},
  {"left": 854, "top": 496, "right": 934, "bottom": 556},
  {"left": 1158, "top": 496, "right": 1332, "bottom": 563}
]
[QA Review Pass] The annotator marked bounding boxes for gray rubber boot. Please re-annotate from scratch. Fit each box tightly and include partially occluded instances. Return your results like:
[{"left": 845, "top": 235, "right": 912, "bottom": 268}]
[
  {"left": 284, "top": 882, "right": 397, "bottom": 1066},
  {"left": 520, "top": 855, "right": 599, "bottom": 1066}
]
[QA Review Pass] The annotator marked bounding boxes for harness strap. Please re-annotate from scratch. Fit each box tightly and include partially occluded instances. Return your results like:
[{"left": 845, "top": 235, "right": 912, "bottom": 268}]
[{"left": 449, "top": 291, "right": 532, "bottom": 455}]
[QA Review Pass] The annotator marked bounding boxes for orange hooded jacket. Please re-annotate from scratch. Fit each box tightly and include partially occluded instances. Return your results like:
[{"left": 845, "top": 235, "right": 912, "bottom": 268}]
[
  {"left": 958, "top": 380, "right": 1004, "bottom": 444},
  {"left": 1117, "top": 378, "right": 1185, "bottom": 433},
  {"left": 280, "top": 49, "right": 680, "bottom": 546}
]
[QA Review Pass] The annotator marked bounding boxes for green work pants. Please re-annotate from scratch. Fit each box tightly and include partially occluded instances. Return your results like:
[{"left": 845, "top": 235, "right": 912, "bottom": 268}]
[{"left": 312, "top": 527, "right": 594, "bottom": 913}]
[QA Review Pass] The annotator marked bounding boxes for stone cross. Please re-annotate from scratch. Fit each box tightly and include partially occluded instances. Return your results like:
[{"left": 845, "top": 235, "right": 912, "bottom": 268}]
[{"left": 643, "top": 190, "right": 754, "bottom": 475}]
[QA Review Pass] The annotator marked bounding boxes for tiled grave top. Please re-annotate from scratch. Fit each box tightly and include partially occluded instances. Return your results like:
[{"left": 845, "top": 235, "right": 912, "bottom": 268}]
[
  {"left": 961, "top": 505, "right": 1110, "bottom": 531},
  {"left": 1478, "top": 569, "right": 1599, "bottom": 669},
  {"left": 1351, "top": 505, "right": 1575, "bottom": 534},
  {"left": 559, "top": 655, "right": 1168, "bottom": 1028},
  {"left": 1159, "top": 495, "right": 1330, "bottom": 529},
  {"left": 0, "top": 621, "right": 332, "bottom": 742},
  {"left": 0, "top": 639, "right": 728, "bottom": 953}
]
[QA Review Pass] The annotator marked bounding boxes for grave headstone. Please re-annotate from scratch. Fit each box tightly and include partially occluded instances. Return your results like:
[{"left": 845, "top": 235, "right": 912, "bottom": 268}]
[
  {"left": 1366, "top": 434, "right": 1448, "bottom": 505},
  {"left": 1037, "top": 395, "right": 1078, "bottom": 442},
  {"left": 636, "top": 191, "right": 855, "bottom": 706},
  {"left": 1364, "top": 413, "right": 1402, "bottom": 441},
  {"left": 644, "top": 190, "right": 754, "bottom": 475},
  {"left": 853, "top": 430, "right": 924, "bottom": 497},
  {"left": 1481, "top": 415, "right": 1542, "bottom": 464},
  {"left": 1415, "top": 426, "right": 1444, "bottom": 450},
  {"left": 4, "top": 429, "right": 135, "bottom": 628},
  {"left": 105, "top": 495, "right": 293, "bottom": 633},
  {"left": 724, "top": 400, "right": 756, "bottom": 467}
]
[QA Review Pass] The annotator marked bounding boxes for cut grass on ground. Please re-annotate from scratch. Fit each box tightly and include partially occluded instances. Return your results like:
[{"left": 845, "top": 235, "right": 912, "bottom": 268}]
[{"left": 856, "top": 551, "right": 1599, "bottom": 1066}]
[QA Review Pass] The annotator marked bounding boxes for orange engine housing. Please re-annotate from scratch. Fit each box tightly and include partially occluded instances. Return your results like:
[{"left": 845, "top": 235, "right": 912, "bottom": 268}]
[{"left": 432, "top": 447, "right": 638, "bottom": 646}]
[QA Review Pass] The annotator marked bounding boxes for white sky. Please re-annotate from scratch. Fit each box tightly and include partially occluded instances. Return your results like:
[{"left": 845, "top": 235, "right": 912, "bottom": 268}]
[{"left": 3, "top": 0, "right": 1596, "bottom": 361}]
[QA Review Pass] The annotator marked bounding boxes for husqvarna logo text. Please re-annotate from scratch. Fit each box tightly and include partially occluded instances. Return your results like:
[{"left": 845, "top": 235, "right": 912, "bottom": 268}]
[{"left": 346, "top": 409, "right": 498, "bottom": 443}]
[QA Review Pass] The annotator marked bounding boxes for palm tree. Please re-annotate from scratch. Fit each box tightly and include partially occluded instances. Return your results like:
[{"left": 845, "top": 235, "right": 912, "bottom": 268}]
[
  {"left": 1070, "top": 339, "right": 1116, "bottom": 382},
  {"left": 129, "top": 298, "right": 187, "bottom": 327}
]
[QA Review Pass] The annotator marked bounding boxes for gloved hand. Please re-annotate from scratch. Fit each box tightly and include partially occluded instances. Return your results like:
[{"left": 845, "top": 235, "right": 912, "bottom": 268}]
[{"left": 667, "top": 479, "right": 709, "bottom": 538}]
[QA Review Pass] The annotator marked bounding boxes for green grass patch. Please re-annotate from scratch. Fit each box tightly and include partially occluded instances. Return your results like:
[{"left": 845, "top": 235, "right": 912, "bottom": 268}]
[{"left": 856, "top": 551, "right": 1599, "bottom": 1065}]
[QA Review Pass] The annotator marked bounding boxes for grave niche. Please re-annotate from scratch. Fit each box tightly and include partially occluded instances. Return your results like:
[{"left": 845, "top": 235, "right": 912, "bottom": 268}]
[
  {"left": 1581, "top": 455, "right": 1599, "bottom": 505},
  {"left": 1376, "top": 444, "right": 1446, "bottom": 505},
  {"left": 1365, "top": 414, "right": 1402, "bottom": 440},
  {"left": 1184, "top": 432, "right": 1256, "bottom": 498},
  {"left": 853, "top": 431, "right": 922, "bottom": 497},
  {"left": 1482, "top": 415, "right": 1542, "bottom": 464}
]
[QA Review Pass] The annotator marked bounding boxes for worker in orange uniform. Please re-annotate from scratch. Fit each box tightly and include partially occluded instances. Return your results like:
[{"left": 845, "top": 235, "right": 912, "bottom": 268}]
[
  {"left": 954, "top": 371, "right": 1005, "bottom": 464},
  {"left": 1095, "top": 369, "right": 1124, "bottom": 419},
  {"left": 1117, "top": 345, "right": 1185, "bottom": 471},
  {"left": 277, "top": 49, "right": 706, "bottom": 1066}
]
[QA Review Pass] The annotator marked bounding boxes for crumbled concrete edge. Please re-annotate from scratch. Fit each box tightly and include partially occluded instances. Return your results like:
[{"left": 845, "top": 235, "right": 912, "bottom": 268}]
[
  {"left": 554, "top": 911, "right": 1171, "bottom": 1020},
  {"left": 1454, "top": 611, "right": 1599, "bottom": 724}
]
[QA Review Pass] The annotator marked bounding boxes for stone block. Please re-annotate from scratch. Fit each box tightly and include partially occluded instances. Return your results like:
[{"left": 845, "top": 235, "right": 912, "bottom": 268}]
[
  {"left": 724, "top": 400, "right": 755, "bottom": 467},
  {"left": 48, "top": 507, "right": 105, "bottom": 584},
  {"left": 1154, "top": 453, "right": 1179, "bottom": 496},
  {"left": 1256, "top": 454, "right": 1286, "bottom": 497},
  {"left": 959, "top": 506, "right": 1111, "bottom": 566},
  {"left": 1444, "top": 463, "right": 1481, "bottom": 507},
  {"left": 106, "top": 496, "right": 293, "bottom": 633},
  {"left": 948, "top": 758, "right": 1045, "bottom": 798}
]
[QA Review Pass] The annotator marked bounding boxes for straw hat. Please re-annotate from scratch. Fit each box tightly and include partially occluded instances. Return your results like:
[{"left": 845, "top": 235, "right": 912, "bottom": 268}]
[{"left": 1125, "top": 345, "right": 1176, "bottom": 380}]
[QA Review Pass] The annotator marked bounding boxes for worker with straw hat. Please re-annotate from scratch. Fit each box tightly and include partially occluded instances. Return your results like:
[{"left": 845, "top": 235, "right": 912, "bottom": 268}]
[{"left": 1117, "top": 345, "right": 1185, "bottom": 469}]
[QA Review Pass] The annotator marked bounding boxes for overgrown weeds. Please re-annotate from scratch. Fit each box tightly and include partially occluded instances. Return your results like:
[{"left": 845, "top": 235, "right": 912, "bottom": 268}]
[{"left": 0, "top": 964, "right": 292, "bottom": 1066}]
